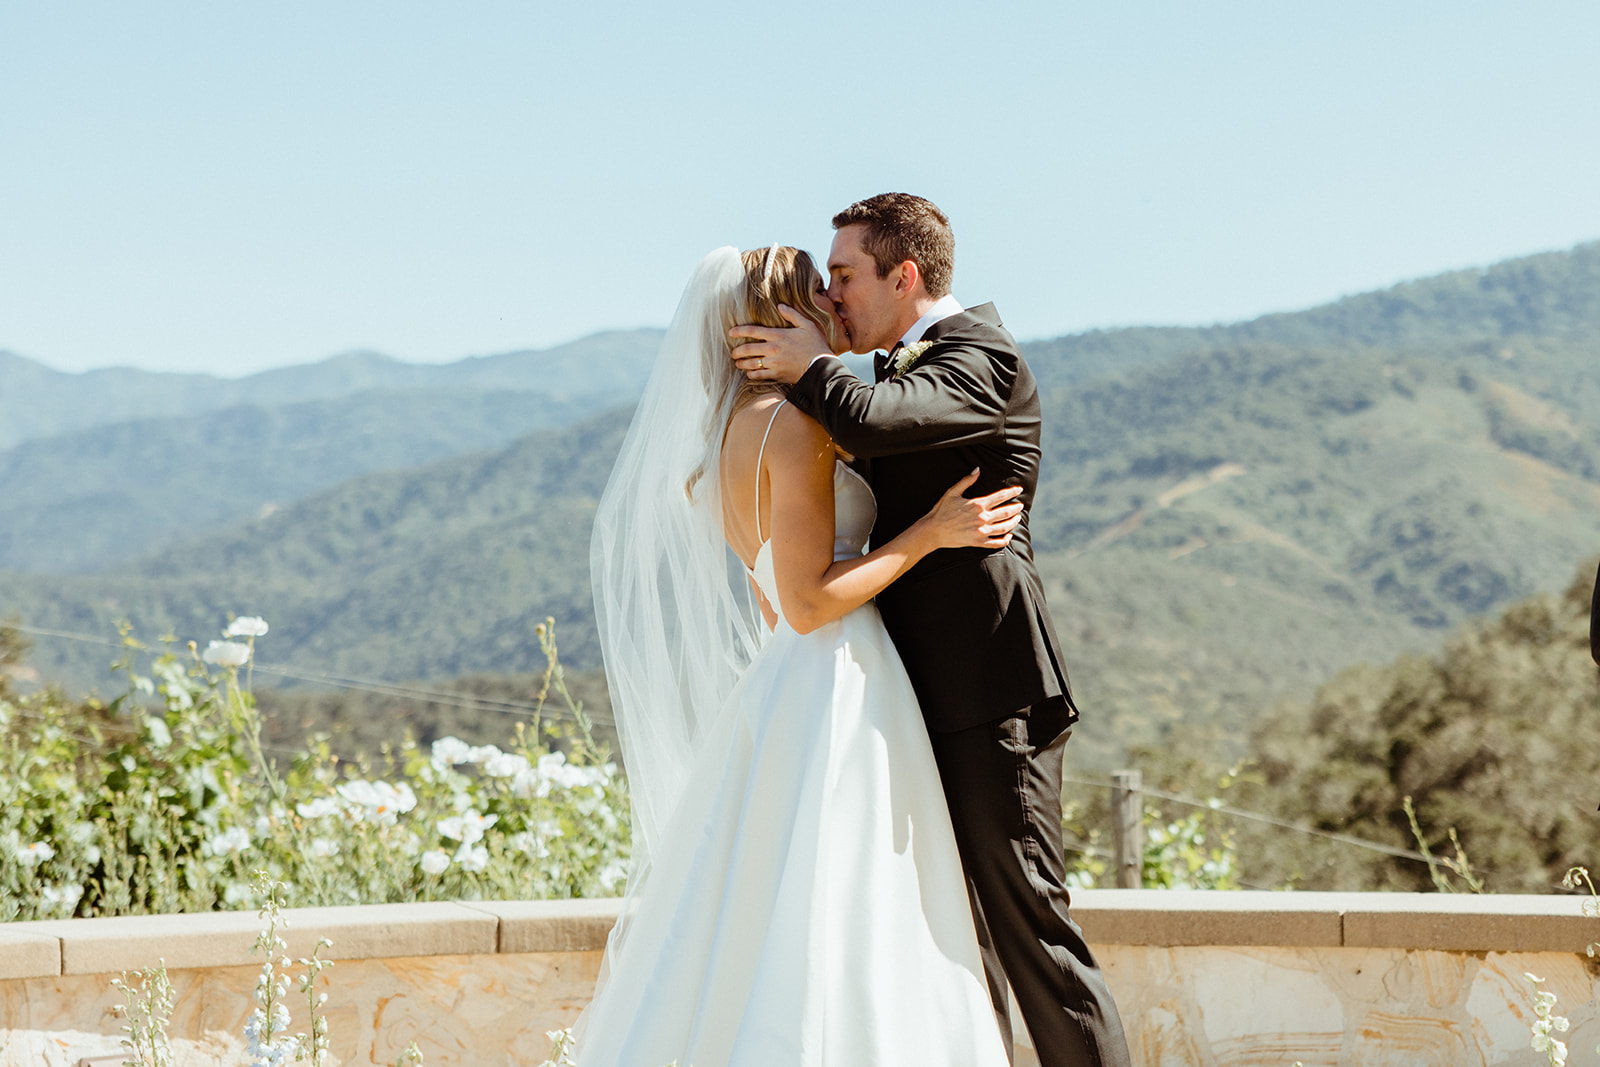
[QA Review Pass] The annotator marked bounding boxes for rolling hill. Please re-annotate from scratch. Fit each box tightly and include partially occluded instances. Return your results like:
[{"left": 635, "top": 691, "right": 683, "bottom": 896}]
[
  {"left": 3, "top": 241, "right": 1598, "bottom": 770},
  {"left": 0, "top": 328, "right": 664, "bottom": 450}
]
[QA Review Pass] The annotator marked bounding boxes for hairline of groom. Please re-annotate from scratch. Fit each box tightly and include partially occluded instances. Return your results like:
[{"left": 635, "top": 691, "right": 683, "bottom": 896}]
[{"left": 833, "top": 192, "right": 956, "bottom": 300}]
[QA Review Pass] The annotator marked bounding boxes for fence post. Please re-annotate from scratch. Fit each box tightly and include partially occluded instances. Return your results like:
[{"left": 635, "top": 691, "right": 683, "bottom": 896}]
[{"left": 1111, "top": 769, "right": 1143, "bottom": 889}]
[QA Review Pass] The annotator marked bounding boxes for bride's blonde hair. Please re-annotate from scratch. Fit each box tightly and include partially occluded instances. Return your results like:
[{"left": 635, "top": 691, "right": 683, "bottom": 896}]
[{"left": 687, "top": 245, "right": 839, "bottom": 498}]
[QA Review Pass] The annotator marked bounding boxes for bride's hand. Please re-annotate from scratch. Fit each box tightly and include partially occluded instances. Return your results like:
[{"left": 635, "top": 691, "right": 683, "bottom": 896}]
[{"left": 919, "top": 469, "right": 1025, "bottom": 550}]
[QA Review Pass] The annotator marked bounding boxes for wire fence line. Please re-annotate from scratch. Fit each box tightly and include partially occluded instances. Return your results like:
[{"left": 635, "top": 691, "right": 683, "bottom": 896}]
[
  {"left": 1064, "top": 773, "right": 1435, "bottom": 866},
  {"left": 4, "top": 621, "right": 607, "bottom": 727},
  {"left": 1, "top": 622, "right": 1562, "bottom": 891},
  {"left": 4, "top": 704, "right": 308, "bottom": 761}
]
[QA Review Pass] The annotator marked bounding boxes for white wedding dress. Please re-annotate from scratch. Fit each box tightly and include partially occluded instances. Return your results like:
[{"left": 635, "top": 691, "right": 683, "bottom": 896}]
[{"left": 575, "top": 412, "right": 1010, "bottom": 1067}]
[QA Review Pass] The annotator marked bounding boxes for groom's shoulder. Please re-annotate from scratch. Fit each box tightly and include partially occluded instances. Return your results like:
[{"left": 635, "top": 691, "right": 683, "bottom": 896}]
[{"left": 926, "top": 303, "right": 1020, "bottom": 358}]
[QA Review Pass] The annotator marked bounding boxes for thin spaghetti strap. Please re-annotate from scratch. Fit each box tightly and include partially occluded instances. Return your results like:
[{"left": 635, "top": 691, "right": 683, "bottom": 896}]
[{"left": 753, "top": 399, "right": 788, "bottom": 543}]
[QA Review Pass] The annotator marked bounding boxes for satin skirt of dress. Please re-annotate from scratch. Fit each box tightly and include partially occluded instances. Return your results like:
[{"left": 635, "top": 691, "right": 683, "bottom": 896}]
[{"left": 573, "top": 602, "right": 1009, "bottom": 1067}]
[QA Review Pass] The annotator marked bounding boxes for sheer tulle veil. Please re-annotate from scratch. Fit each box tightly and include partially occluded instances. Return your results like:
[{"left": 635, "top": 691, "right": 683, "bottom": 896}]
[{"left": 581, "top": 248, "right": 764, "bottom": 1034}]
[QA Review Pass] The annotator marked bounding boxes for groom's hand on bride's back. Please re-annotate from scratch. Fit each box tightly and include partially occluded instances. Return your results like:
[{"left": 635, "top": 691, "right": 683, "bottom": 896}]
[{"left": 729, "top": 305, "right": 833, "bottom": 386}]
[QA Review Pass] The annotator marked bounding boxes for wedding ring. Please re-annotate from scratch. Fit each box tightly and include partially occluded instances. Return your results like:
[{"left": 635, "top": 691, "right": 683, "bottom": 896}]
[{"left": 757, "top": 360, "right": 765, "bottom": 370}]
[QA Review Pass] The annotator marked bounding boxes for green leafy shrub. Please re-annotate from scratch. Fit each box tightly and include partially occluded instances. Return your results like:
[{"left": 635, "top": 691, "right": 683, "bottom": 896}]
[{"left": 0, "top": 617, "right": 629, "bottom": 921}]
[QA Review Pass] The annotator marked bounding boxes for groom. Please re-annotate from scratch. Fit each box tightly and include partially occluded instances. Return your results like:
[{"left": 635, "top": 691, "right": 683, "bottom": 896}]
[{"left": 730, "top": 193, "right": 1129, "bottom": 1067}]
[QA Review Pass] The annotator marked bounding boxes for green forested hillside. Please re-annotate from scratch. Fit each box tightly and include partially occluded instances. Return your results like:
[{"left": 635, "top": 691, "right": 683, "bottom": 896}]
[
  {"left": 0, "top": 410, "right": 628, "bottom": 689},
  {"left": 1030, "top": 335, "right": 1600, "bottom": 765},
  {"left": 0, "top": 387, "right": 631, "bottom": 573},
  {"left": 1221, "top": 562, "right": 1600, "bottom": 894},
  {"left": 4, "top": 242, "right": 1598, "bottom": 773},
  {"left": 1022, "top": 239, "right": 1600, "bottom": 389}
]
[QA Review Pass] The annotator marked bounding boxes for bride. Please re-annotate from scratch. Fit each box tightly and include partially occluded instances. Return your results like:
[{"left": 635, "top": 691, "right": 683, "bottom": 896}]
[{"left": 579, "top": 246, "right": 1023, "bottom": 1066}]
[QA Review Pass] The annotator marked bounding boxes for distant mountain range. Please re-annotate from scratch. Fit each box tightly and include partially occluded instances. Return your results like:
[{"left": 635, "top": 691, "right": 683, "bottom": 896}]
[
  {"left": 0, "top": 328, "right": 664, "bottom": 450},
  {"left": 3, "top": 241, "right": 1597, "bottom": 769}
]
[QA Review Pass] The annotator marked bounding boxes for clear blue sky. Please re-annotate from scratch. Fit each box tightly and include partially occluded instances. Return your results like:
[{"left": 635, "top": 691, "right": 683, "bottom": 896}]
[{"left": 3, "top": 2, "right": 1597, "bottom": 376}]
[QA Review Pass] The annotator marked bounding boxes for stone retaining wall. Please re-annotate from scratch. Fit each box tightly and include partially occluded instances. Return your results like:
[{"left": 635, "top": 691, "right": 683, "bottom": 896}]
[{"left": 3, "top": 892, "right": 1595, "bottom": 1066}]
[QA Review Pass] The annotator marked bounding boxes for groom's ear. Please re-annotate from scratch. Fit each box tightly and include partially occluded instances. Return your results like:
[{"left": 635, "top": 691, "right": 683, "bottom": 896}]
[{"left": 892, "top": 259, "right": 922, "bottom": 297}]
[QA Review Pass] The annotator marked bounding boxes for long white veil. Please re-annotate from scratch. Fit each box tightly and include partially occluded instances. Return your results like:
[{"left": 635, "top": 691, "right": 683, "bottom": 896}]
[{"left": 582, "top": 248, "right": 764, "bottom": 1033}]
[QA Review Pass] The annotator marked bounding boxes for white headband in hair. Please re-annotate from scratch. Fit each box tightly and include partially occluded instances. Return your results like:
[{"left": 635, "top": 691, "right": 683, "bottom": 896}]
[{"left": 761, "top": 243, "right": 780, "bottom": 292}]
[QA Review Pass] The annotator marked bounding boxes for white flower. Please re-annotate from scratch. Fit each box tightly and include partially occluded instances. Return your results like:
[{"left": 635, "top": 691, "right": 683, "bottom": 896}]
[
  {"left": 453, "top": 842, "right": 489, "bottom": 873},
  {"left": 308, "top": 838, "right": 339, "bottom": 859},
  {"left": 890, "top": 339, "right": 935, "bottom": 379},
  {"left": 205, "top": 826, "right": 252, "bottom": 857},
  {"left": 40, "top": 883, "right": 83, "bottom": 914},
  {"left": 511, "top": 766, "right": 542, "bottom": 799},
  {"left": 430, "top": 736, "right": 473, "bottom": 770},
  {"left": 224, "top": 883, "right": 253, "bottom": 907},
  {"left": 466, "top": 743, "right": 503, "bottom": 765},
  {"left": 152, "top": 658, "right": 194, "bottom": 710},
  {"left": 226, "top": 616, "right": 270, "bottom": 637},
  {"left": 14, "top": 841, "right": 55, "bottom": 867},
  {"left": 1525, "top": 972, "right": 1572, "bottom": 1065},
  {"left": 336, "top": 779, "right": 417, "bottom": 825},
  {"left": 598, "top": 859, "right": 629, "bottom": 892},
  {"left": 296, "top": 796, "right": 341, "bottom": 820},
  {"left": 420, "top": 849, "right": 451, "bottom": 875},
  {"left": 482, "top": 750, "right": 530, "bottom": 778},
  {"left": 203, "top": 640, "right": 252, "bottom": 667},
  {"left": 509, "top": 831, "right": 551, "bottom": 859},
  {"left": 437, "top": 809, "right": 498, "bottom": 844}
]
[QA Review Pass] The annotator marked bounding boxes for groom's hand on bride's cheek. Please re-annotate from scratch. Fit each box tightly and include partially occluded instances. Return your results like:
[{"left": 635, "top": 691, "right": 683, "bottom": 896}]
[{"left": 728, "top": 306, "right": 830, "bottom": 385}]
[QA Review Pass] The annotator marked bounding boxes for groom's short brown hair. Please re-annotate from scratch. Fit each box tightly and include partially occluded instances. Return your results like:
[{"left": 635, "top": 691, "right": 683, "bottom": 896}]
[{"left": 832, "top": 193, "right": 954, "bottom": 298}]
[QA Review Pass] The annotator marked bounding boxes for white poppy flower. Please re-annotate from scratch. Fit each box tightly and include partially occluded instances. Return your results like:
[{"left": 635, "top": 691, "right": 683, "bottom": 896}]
[
  {"left": 511, "top": 766, "right": 542, "bottom": 799},
  {"left": 41, "top": 883, "right": 84, "bottom": 913},
  {"left": 508, "top": 831, "right": 552, "bottom": 859},
  {"left": 453, "top": 843, "right": 489, "bottom": 873},
  {"left": 295, "top": 796, "right": 341, "bottom": 820},
  {"left": 226, "top": 616, "right": 270, "bottom": 637},
  {"left": 202, "top": 640, "right": 251, "bottom": 667},
  {"left": 430, "top": 736, "right": 473, "bottom": 770},
  {"left": 309, "top": 838, "right": 339, "bottom": 859},
  {"left": 205, "top": 826, "right": 252, "bottom": 856},
  {"left": 598, "top": 860, "right": 628, "bottom": 892},
  {"left": 337, "top": 779, "right": 417, "bottom": 825},
  {"left": 482, "top": 751, "right": 530, "bottom": 778},
  {"left": 420, "top": 849, "right": 451, "bottom": 875},
  {"left": 14, "top": 841, "right": 55, "bottom": 867},
  {"left": 437, "top": 809, "right": 498, "bottom": 844}
]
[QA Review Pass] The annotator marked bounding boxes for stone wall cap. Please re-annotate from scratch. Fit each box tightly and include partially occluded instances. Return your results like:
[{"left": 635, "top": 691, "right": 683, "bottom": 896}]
[
  {"left": 1341, "top": 892, "right": 1591, "bottom": 953},
  {"left": 465, "top": 898, "right": 624, "bottom": 953},
  {"left": 11, "top": 901, "right": 498, "bottom": 975},
  {"left": 1071, "top": 889, "right": 1348, "bottom": 947},
  {"left": 5, "top": 891, "right": 1593, "bottom": 972},
  {"left": 0, "top": 926, "right": 62, "bottom": 979}
]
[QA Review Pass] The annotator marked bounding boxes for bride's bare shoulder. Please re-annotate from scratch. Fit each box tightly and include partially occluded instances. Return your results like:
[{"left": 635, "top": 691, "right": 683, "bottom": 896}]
[
  {"left": 763, "top": 404, "right": 834, "bottom": 468},
  {"left": 726, "top": 396, "right": 826, "bottom": 453}
]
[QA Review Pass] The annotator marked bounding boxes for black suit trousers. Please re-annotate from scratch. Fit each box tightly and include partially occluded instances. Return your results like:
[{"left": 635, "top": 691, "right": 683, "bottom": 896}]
[{"left": 929, "top": 701, "right": 1130, "bottom": 1067}]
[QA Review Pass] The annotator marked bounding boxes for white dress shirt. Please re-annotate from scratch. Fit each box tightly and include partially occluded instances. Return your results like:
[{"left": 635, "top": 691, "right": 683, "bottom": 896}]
[{"left": 898, "top": 293, "right": 966, "bottom": 349}]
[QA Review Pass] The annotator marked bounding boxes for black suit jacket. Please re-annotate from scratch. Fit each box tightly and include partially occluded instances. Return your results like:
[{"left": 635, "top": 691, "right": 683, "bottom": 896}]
[
  {"left": 1591, "top": 562, "right": 1599, "bottom": 667},
  {"left": 786, "top": 303, "right": 1075, "bottom": 732}
]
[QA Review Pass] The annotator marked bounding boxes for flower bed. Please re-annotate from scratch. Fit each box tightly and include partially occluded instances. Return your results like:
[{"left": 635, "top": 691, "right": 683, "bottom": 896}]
[{"left": 1, "top": 619, "right": 629, "bottom": 922}]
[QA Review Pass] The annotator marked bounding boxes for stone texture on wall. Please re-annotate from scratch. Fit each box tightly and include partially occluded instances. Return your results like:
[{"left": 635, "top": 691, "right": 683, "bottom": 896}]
[
  {"left": 0, "top": 952, "right": 602, "bottom": 1067},
  {"left": 3, "top": 892, "right": 1595, "bottom": 1066},
  {"left": 1104, "top": 945, "right": 1599, "bottom": 1067}
]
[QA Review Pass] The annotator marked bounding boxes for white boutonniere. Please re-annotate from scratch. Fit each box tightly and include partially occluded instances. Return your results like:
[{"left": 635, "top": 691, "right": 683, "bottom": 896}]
[{"left": 890, "top": 340, "right": 935, "bottom": 379}]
